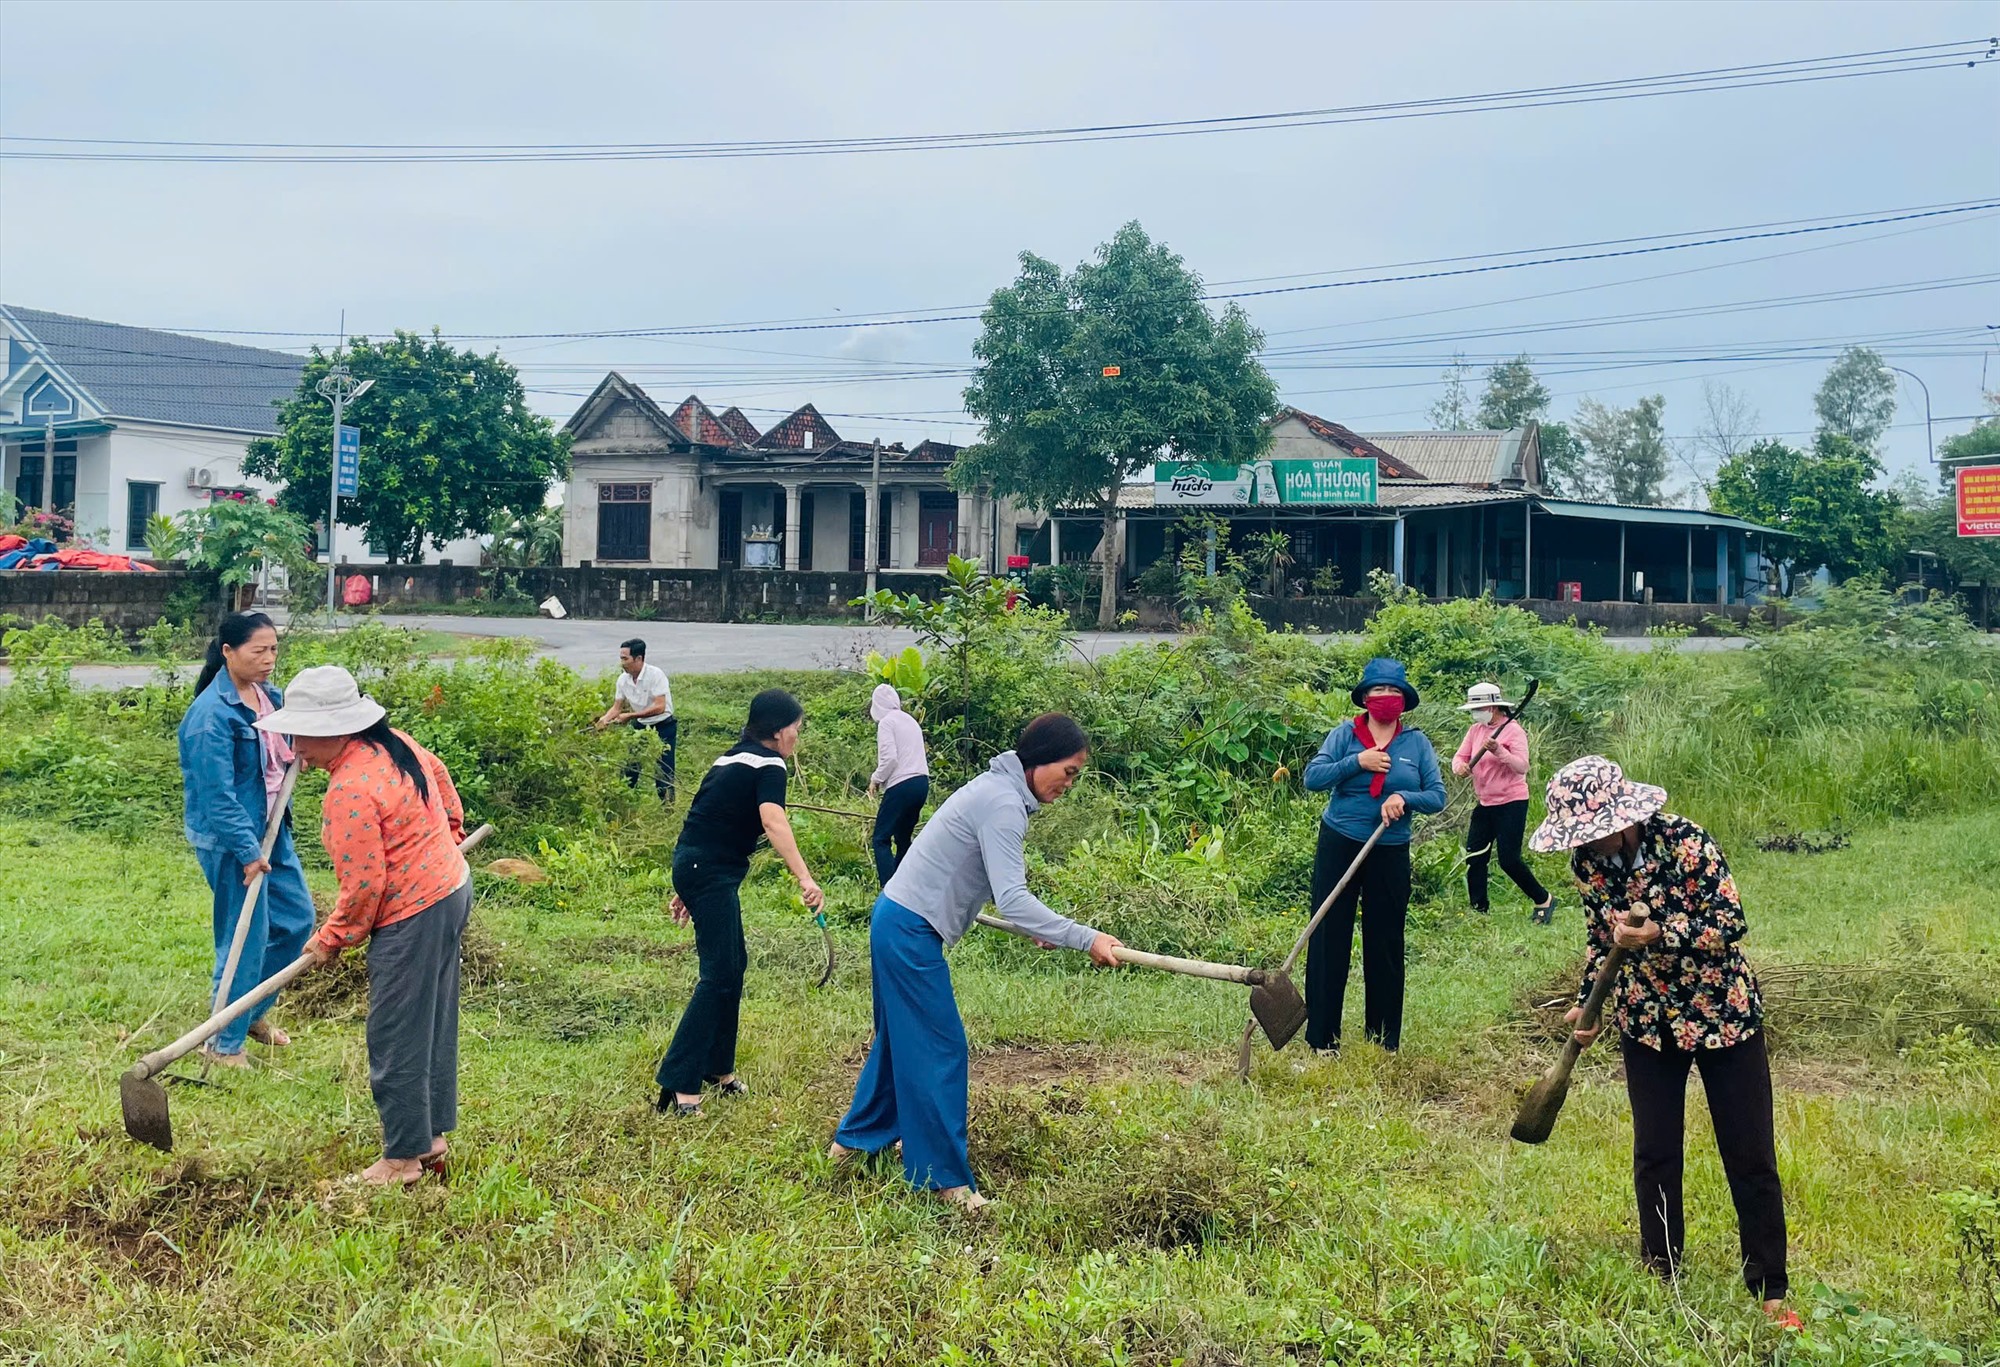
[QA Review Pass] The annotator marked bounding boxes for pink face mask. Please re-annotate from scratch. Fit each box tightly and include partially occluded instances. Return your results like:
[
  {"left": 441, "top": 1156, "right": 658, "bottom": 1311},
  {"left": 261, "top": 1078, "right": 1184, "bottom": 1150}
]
[{"left": 1364, "top": 694, "right": 1406, "bottom": 725}]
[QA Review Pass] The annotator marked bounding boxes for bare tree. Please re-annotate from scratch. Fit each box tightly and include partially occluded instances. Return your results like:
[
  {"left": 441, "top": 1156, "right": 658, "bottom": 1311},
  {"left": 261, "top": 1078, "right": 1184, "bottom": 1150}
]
[{"left": 1693, "top": 381, "right": 1760, "bottom": 466}]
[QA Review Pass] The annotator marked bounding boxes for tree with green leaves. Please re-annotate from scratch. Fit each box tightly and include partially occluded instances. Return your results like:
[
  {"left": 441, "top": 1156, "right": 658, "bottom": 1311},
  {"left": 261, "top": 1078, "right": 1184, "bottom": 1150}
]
[
  {"left": 958, "top": 222, "right": 1279, "bottom": 628},
  {"left": 491, "top": 504, "right": 565, "bottom": 568},
  {"left": 1711, "top": 434, "right": 1900, "bottom": 592},
  {"left": 1537, "top": 420, "right": 1592, "bottom": 498},
  {"left": 1813, "top": 346, "right": 1897, "bottom": 452},
  {"left": 1476, "top": 355, "right": 1551, "bottom": 429},
  {"left": 1936, "top": 392, "right": 2000, "bottom": 489},
  {"left": 247, "top": 330, "right": 569, "bottom": 563},
  {"left": 1428, "top": 353, "right": 1475, "bottom": 430},
  {"left": 1572, "top": 395, "right": 1669, "bottom": 504}
]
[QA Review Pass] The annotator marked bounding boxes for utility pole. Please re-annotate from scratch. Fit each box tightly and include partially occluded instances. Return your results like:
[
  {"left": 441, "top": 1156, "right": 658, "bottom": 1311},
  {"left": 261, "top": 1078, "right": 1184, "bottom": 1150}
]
[
  {"left": 317, "top": 315, "right": 373, "bottom": 612},
  {"left": 865, "top": 437, "right": 882, "bottom": 617}
]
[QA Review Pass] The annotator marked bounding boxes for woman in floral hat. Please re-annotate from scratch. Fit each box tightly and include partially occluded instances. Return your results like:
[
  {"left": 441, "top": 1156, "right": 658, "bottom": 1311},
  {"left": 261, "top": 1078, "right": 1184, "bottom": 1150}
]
[{"left": 1530, "top": 755, "right": 1792, "bottom": 1326}]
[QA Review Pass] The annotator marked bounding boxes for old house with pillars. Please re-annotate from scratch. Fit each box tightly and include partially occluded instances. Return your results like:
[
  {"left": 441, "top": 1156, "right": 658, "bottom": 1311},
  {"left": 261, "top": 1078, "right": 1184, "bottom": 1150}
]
[{"left": 560, "top": 373, "right": 1029, "bottom": 573}]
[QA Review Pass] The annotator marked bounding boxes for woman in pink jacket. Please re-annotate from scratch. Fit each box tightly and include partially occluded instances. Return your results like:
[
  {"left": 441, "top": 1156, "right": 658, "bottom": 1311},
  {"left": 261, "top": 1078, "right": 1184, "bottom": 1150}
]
[{"left": 1451, "top": 682, "right": 1557, "bottom": 924}]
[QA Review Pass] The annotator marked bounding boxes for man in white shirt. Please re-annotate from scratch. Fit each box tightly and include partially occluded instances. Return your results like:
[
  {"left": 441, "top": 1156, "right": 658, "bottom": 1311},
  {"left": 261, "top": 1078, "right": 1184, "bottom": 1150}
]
[{"left": 596, "top": 637, "right": 676, "bottom": 803}]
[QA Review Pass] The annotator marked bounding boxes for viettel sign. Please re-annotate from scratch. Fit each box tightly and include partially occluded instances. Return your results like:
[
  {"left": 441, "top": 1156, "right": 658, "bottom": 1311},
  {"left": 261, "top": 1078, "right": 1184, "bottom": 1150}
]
[{"left": 1959, "top": 465, "right": 2000, "bottom": 538}]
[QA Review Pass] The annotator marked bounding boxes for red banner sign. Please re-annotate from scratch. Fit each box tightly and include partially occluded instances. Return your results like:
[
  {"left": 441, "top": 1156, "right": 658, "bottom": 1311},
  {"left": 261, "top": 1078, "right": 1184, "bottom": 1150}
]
[{"left": 1959, "top": 465, "right": 2000, "bottom": 538}]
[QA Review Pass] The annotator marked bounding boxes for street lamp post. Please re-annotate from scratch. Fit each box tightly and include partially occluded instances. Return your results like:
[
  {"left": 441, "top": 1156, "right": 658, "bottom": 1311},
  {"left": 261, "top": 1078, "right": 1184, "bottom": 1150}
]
[
  {"left": 1886, "top": 366, "right": 1934, "bottom": 465},
  {"left": 317, "top": 353, "right": 373, "bottom": 612}
]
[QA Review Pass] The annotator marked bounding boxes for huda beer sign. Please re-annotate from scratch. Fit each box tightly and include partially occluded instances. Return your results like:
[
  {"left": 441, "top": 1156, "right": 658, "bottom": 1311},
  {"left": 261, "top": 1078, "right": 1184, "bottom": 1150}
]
[{"left": 1156, "top": 456, "right": 1378, "bottom": 507}]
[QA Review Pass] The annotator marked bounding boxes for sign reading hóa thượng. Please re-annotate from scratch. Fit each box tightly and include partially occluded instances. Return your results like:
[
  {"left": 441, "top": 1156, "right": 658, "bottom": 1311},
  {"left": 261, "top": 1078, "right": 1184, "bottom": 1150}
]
[
  {"left": 1958, "top": 466, "right": 2000, "bottom": 538},
  {"left": 1270, "top": 457, "right": 1378, "bottom": 505}
]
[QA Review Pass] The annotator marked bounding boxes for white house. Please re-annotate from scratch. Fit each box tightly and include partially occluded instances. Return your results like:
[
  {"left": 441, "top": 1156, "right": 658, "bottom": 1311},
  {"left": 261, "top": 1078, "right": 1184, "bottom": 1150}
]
[{"left": 0, "top": 305, "right": 482, "bottom": 566}]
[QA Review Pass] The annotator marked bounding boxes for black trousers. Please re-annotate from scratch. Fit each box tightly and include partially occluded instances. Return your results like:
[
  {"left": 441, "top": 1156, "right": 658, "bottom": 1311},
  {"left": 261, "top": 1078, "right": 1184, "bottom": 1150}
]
[
  {"left": 871, "top": 775, "right": 929, "bottom": 886},
  {"left": 1304, "top": 823, "right": 1412, "bottom": 1051},
  {"left": 655, "top": 854, "right": 747, "bottom": 1096},
  {"left": 1622, "top": 1031, "right": 1789, "bottom": 1301},
  {"left": 624, "top": 717, "right": 677, "bottom": 802},
  {"left": 1465, "top": 798, "right": 1550, "bottom": 910}
]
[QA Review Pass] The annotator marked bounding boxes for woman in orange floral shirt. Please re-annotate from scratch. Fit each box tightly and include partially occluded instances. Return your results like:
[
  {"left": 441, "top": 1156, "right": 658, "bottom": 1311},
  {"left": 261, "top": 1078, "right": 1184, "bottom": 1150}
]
[
  {"left": 257, "top": 665, "right": 471, "bottom": 1188},
  {"left": 1530, "top": 755, "right": 1792, "bottom": 1328}
]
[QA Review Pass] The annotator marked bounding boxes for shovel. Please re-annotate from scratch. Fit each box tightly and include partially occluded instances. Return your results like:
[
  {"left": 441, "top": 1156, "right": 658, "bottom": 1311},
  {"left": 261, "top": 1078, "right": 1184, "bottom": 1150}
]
[
  {"left": 974, "top": 914, "right": 1305, "bottom": 1039},
  {"left": 122, "top": 823, "right": 495, "bottom": 1152},
  {"left": 1509, "top": 908, "right": 1646, "bottom": 1144},
  {"left": 1235, "top": 818, "right": 1391, "bottom": 1078}
]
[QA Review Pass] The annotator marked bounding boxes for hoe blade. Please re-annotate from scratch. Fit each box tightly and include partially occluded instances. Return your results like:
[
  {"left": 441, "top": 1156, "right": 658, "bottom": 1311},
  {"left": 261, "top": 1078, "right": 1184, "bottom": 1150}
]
[
  {"left": 1248, "top": 972, "right": 1308, "bottom": 1051},
  {"left": 1509, "top": 1068, "right": 1572, "bottom": 1145},
  {"left": 120, "top": 1067, "right": 173, "bottom": 1152}
]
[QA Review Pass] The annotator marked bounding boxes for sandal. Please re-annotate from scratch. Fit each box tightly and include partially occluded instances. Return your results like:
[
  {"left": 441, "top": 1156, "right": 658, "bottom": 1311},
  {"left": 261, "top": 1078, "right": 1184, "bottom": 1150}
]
[
  {"left": 343, "top": 1159, "right": 427, "bottom": 1188},
  {"left": 200, "top": 1046, "right": 253, "bottom": 1070},
  {"left": 1531, "top": 898, "right": 1557, "bottom": 926},
  {"left": 419, "top": 1140, "right": 449, "bottom": 1180},
  {"left": 655, "top": 1088, "right": 703, "bottom": 1118},
  {"left": 247, "top": 1021, "right": 291, "bottom": 1047},
  {"left": 706, "top": 1076, "right": 749, "bottom": 1098}
]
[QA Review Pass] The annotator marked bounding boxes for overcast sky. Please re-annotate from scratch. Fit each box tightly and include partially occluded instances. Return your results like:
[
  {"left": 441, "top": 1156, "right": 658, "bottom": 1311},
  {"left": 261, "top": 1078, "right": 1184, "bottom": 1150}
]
[{"left": 2, "top": 0, "right": 1995, "bottom": 488}]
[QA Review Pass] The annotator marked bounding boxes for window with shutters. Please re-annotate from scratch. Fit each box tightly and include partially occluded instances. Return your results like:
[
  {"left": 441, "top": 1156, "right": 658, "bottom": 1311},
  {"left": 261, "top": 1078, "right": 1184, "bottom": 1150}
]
[{"left": 597, "top": 482, "right": 652, "bottom": 562}]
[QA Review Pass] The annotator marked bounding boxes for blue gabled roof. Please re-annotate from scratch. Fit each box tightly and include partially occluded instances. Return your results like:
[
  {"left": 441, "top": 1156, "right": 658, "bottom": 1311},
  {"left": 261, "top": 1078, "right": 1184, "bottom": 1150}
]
[{"left": 2, "top": 305, "right": 305, "bottom": 435}]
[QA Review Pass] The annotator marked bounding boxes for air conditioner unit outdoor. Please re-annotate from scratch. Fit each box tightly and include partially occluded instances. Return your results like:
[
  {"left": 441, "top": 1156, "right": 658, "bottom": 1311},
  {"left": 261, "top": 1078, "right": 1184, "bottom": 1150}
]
[{"left": 188, "top": 466, "right": 216, "bottom": 489}]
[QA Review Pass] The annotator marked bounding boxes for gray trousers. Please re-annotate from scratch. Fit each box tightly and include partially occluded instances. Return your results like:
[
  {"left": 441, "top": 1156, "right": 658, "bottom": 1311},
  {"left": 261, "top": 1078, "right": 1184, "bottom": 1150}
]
[{"left": 366, "top": 880, "right": 473, "bottom": 1160}]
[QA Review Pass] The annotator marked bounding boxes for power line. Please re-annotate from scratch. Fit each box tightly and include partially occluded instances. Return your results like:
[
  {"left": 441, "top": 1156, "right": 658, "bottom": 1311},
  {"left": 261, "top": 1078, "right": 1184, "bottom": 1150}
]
[
  {"left": 6, "top": 39, "right": 1992, "bottom": 164},
  {"left": 90, "top": 200, "right": 2000, "bottom": 346}
]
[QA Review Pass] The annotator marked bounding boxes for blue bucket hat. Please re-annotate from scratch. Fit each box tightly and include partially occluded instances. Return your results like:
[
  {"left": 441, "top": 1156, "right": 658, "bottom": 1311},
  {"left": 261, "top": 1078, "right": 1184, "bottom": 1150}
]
[{"left": 1349, "top": 657, "right": 1420, "bottom": 710}]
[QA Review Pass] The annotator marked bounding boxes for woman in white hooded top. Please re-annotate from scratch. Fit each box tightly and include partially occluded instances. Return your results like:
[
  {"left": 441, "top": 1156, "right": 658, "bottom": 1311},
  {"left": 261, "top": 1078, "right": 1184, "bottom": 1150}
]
[{"left": 865, "top": 683, "right": 930, "bottom": 885}]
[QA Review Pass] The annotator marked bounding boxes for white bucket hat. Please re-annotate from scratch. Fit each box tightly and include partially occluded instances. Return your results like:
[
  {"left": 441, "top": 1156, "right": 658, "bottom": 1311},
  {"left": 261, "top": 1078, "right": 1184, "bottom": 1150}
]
[
  {"left": 1459, "top": 681, "right": 1514, "bottom": 712},
  {"left": 253, "top": 664, "right": 386, "bottom": 737}
]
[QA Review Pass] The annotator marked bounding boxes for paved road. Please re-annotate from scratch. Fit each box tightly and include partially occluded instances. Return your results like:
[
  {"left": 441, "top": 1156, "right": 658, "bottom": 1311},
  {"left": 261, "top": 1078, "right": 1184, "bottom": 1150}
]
[{"left": 0, "top": 613, "right": 1749, "bottom": 691}]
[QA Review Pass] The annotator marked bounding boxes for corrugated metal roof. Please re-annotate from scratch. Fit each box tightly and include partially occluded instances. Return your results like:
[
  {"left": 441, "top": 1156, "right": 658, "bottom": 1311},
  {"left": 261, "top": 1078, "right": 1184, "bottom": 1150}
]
[
  {"left": 1536, "top": 498, "right": 1785, "bottom": 535},
  {"left": 1379, "top": 483, "right": 1528, "bottom": 510},
  {"left": 1361, "top": 429, "right": 1529, "bottom": 486},
  {"left": 3, "top": 305, "right": 304, "bottom": 434},
  {"left": 1093, "top": 482, "right": 1528, "bottom": 513}
]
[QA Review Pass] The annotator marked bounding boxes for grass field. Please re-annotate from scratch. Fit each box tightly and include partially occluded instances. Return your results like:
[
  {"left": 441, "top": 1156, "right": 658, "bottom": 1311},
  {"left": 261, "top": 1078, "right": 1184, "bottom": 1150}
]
[{"left": 2, "top": 698, "right": 1995, "bottom": 1367}]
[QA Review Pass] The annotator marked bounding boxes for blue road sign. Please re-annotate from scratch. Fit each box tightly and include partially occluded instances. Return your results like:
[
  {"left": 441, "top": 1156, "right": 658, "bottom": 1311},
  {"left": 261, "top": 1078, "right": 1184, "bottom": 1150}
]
[{"left": 336, "top": 425, "right": 360, "bottom": 497}]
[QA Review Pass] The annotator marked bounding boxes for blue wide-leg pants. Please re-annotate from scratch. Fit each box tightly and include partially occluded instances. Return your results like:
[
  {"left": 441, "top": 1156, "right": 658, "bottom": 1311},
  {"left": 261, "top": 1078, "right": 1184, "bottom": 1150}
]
[
  {"left": 200, "top": 824, "right": 316, "bottom": 1054},
  {"left": 835, "top": 895, "right": 975, "bottom": 1192}
]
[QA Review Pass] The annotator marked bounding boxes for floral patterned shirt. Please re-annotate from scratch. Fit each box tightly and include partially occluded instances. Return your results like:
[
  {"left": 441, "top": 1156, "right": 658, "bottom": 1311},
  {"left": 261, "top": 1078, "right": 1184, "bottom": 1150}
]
[
  {"left": 1571, "top": 813, "right": 1763, "bottom": 1053},
  {"left": 312, "top": 731, "right": 467, "bottom": 956}
]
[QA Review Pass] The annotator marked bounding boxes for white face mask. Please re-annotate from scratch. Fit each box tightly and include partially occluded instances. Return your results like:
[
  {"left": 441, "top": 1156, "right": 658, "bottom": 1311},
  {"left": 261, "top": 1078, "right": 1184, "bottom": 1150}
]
[{"left": 1476, "top": 709, "right": 1499, "bottom": 727}]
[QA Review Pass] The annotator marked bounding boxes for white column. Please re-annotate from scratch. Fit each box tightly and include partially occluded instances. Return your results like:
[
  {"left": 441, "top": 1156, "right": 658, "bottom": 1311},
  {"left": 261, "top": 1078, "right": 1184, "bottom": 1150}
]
[
  {"left": 1049, "top": 516, "right": 1061, "bottom": 566},
  {"left": 1391, "top": 516, "right": 1407, "bottom": 589},
  {"left": 956, "top": 490, "right": 975, "bottom": 562},
  {"left": 782, "top": 480, "right": 803, "bottom": 571}
]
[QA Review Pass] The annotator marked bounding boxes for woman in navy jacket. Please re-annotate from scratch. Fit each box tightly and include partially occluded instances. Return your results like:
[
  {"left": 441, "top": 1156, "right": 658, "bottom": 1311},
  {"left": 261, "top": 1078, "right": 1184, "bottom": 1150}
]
[
  {"left": 176, "top": 612, "right": 316, "bottom": 1067},
  {"left": 1301, "top": 657, "right": 1447, "bottom": 1051}
]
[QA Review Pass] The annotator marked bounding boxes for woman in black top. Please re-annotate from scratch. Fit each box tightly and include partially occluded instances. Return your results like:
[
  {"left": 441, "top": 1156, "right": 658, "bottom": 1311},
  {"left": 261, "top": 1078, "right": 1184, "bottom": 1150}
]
[{"left": 655, "top": 689, "right": 824, "bottom": 1117}]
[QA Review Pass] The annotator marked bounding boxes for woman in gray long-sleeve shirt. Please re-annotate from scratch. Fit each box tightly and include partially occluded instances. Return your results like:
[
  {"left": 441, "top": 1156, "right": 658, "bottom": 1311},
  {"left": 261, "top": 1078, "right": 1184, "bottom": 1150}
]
[{"left": 829, "top": 713, "right": 1122, "bottom": 1212}]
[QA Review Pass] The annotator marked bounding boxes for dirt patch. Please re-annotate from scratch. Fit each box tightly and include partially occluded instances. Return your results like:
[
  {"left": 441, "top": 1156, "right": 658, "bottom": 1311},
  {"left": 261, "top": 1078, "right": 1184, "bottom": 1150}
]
[
  {"left": 15, "top": 1156, "right": 296, "bottom": 1286},
  {"left": 1755, "top": 829, "right": 1850, "bottom": 854},
  {"left": 589, "top": 933, "right": 692, "bottom": 964},
  {"left": 284, "top": 920, "right": 510, "bottom": 1022},
  {"left": 972, "top": 1043, "right": 1205, "bottom": 1091}
]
